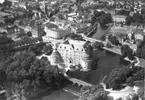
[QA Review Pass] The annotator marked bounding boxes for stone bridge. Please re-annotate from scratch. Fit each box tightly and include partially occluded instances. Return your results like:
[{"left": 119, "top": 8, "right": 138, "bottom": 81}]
[{"left": 69, "top": 77, "right": 92, "bottom": 87}]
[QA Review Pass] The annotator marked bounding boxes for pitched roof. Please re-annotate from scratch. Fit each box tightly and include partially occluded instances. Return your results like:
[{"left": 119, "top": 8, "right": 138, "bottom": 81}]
[
  {"left": 0, "top": 11, "right": 10, "bottom": 17},
  {"left": 58, "top": 39, "right": 88, "bottom": 52},
  {"left": 45, "top": 22, "right": 59, "bottom": 29},
  {"left": 110, "top": 26, "right": 128, "bottom": 34}
]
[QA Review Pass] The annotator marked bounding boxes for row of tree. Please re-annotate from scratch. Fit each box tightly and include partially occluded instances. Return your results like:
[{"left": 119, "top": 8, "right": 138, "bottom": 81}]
[
  {"left": 121, "top": 45, "right": 135, "bottom": 60},
  {"left": 78, "top": 84, "right": 109, "bottom": 100},
  {"left": 136, "top": 36, "right": 145, "bottom": 59},
  {"left": 116, "top": 9, "right": 130, "bottom": 16},
  {"left": 126, "top": 9, "right": 145, "bottom": 25},
  {"left": 105, "top": 66, "right": 144, "bottom": 90},
  {"left": 91, "top": 10, "right": 113, "bottom": 27},
  {"left": 78, "top": 65, "right": 144, "bottom": 100}
]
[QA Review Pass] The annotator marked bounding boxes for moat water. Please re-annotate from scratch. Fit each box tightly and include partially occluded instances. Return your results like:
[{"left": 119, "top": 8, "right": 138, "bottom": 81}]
[{"left": 30, "top": 85, "right": 80, "bottom": 100}]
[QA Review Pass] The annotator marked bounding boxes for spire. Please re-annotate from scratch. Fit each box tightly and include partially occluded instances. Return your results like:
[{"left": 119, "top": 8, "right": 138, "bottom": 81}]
[{"left": 49, "top": 43, "right": 60, "bottom": 66}]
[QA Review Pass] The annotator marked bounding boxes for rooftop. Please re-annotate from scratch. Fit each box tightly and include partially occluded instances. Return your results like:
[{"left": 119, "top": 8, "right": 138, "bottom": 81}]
[
  {"left": 58, "top": 39, "right": 90, "bottom": 53},
  {"left": 45, "top": 22, "right": 59, "bottom": 29},
  {"left": 113, "top": 15, "right": 127, "bottom": 18},
  {"left": 136, "top": 58, "right": 145, "bottom": 68},
  {"left": 0, "top": 11, "right": 10, "bottom": 17},
  {"left": 110, "top": 26, "right": 128, "bottom": 34}
]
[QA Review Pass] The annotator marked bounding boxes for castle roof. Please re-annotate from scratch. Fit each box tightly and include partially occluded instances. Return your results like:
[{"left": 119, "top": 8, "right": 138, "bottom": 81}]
[
  {"left": 49, "top": 49, "right": 60, "bottom": 65},
  {"left": 45, "top": 23, "right": 58, "bottom": 29},
  {"left": 58, "top": 39, "right": 91, "bottom": 53}
]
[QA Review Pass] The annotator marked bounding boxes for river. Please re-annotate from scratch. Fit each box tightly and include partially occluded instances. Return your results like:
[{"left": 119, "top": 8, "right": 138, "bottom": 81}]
[{"left": 30, "top": 85, "right": 80, "bottom": 100}]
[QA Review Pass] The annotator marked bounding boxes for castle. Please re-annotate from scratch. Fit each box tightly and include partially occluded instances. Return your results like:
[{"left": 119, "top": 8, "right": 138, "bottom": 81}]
[{"left": 48, "top": 39, "right": 97, "bottom": 71}]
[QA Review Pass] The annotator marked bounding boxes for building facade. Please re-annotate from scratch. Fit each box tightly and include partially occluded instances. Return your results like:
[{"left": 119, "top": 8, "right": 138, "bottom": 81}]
[
  {"left": 43, "top": 22, "right": 71, "bottom": 40},
  {"left": 113, "top": 15, "right": 126, "bottom": 24},
  {"left": 56, "top": 39, "right": 93, "bottom": 71}
]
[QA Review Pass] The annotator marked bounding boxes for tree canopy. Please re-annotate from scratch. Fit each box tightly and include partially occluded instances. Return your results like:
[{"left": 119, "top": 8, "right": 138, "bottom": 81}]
[
  {"left": 91, "top": 10, "right": 112, "bottom": 27},
  {"left": 106, "top": 65, "right": 144, "bottom": 89},
  {"left": 121, "top": 45, "right": 135, "bottom": 60},
  {"left": 125, "top": 9, "right": 145, "bottom": 25},
  {"left": 0, "top": 50, "right": 68, "bottom": 100},
  {"left": 108, "top": 35, "right": 120, "bottom": 46},
  {"left": 136, "top": 36, "right": 145, "bottom": 59},
  {"left": 0, "top": 36, "right": 13, "bottom": 45},
  {"left": 78, "top": 85, "right": 109, "bottom": 100},
  {"left": 125, "top": 16, "right": 134, "bottom": 25}
]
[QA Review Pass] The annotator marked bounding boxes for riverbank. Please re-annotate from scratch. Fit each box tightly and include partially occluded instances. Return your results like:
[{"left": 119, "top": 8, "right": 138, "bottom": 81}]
[{"left": 29, "top": 84, "right": 80, "bottom": 100}]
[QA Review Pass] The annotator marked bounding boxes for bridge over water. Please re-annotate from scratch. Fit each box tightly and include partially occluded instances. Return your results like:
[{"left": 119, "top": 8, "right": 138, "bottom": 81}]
[
  {"left": 68, "top": 77, "right": 92, "bottom": 87},
  {"left": 81, "top": 34, "right": 122, "bottom": 55}
]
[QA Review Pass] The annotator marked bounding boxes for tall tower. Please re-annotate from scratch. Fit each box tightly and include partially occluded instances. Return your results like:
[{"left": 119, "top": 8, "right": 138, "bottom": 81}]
[
  {"left": 81, "top": 53, "right": 93, "bottom": 71},
  {"left": 49, "top": 43, "right": 61, "bottom": 66}
]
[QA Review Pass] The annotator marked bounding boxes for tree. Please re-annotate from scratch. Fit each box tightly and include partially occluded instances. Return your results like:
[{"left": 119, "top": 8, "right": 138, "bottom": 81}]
[
  {"left": 121, "top": 45, "right": 135, "bottom": 60},
  {"left": 132, "top": 93, "right": 139, "bottom": 100},
  {"left": 37, "top": 23, "right": 46, "bottom": 37},
  {"left": 93, "top": 90, "right": 109, "bottom": 100},
  {"left": 108, "top": 35, "right": 120, "bottom": 46},
  {"left": 142, "top": 14, "right": 145, "bottom": 24},
  {"left": 0, "top": 63, "right": 6, "bottom": 88},
  {"left": 0, "top": 36, "right": 13, "bottom": 45},
  {"left": 133, "top": 12, "right": 142, "bottom": 23},
  {"left": 42, "top": 44, "right": 53, "bottom": 55},
  {"left": 125, "top": 16, "right": 134, "bottom": 25},
  {"left": 141, "top": 8, "right": 145, "bottom": 15},
  {"left": 29, "top": 43, "right": 45, "bottom": 55},
  {"left": 99, "top": 13, "right": 112, "bottom": 27},
  {"left": 76, "top": 0, "right": 85, "bottom": 14},
  {"left": 79, "top": 85, "right": 109, "bottom": 100},
  {"left": 40, "top": 57, "right": 50, "bottom": 66},
  {"left": 126, "top": 76, "right": 135, "bottom": 86},
  {"left": 116, "top": 10, "right": 129, "bottom": 16},
  {"left": 0, "top": 51, "right": 67, "bottom": 100},
  {"left": 106, "top": 66, "right": 132, "bottom": 90},
  {"left": 27, "top": 31, "right": 32, "bottom": 37},
  {"left": 94, "top": 10, "right": 105, "bottom": 18},
  {"left": 136, "top": 37, "right": 145, "bottom": 59},
  {"left": 134, "top": 68, "right": 144, "bottom": 81},
  {"left": 2, "top": 0, "right": 12, "bottom": 8}
]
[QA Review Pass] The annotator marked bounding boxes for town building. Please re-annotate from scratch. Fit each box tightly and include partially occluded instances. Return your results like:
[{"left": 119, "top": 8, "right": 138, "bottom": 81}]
[
  {"left": 113, "top": 15, "right": 127, "bottom": 24},
  {"left": 42, "top": 22, "right": 71, "bottom": 41}
]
